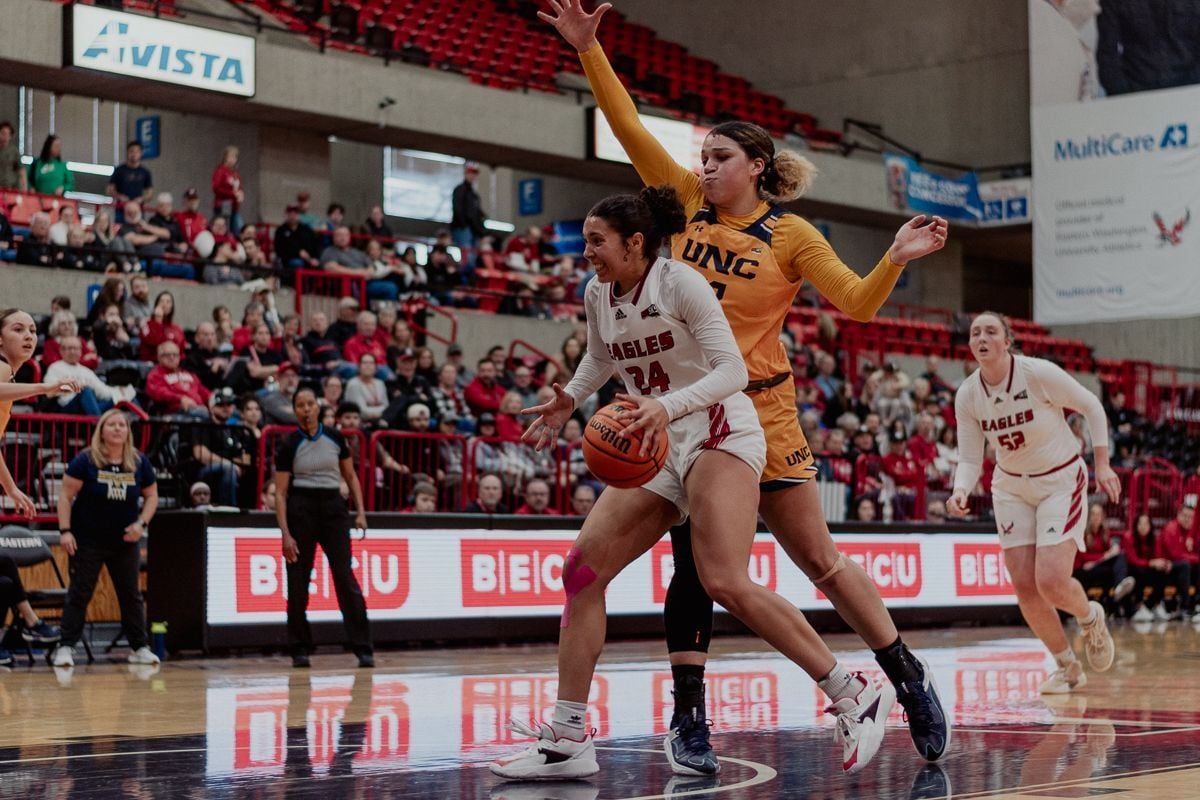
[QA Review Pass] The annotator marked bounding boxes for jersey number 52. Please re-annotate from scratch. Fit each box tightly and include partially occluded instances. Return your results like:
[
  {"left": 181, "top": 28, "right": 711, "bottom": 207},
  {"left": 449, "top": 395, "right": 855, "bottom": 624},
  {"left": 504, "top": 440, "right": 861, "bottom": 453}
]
[{"left": 997, "top": 430, "right": 1026, "bottom": 452}]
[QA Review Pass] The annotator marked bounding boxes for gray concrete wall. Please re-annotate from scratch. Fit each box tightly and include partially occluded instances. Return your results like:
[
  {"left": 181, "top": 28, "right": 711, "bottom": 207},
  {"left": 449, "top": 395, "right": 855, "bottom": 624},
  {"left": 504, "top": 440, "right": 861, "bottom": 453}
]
[{"left": 1052, "top": 318, "right": 1200, "bottom": 367}]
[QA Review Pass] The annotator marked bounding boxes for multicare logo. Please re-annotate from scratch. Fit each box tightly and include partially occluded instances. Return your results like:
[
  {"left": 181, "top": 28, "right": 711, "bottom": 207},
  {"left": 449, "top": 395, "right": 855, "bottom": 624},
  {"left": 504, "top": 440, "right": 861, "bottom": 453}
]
[
  {"left": 71, "top": 6, "right": 255, "bottom": 96},
  {"left": 1053, "top": 123, "right": 1189, "bottom": 161}
]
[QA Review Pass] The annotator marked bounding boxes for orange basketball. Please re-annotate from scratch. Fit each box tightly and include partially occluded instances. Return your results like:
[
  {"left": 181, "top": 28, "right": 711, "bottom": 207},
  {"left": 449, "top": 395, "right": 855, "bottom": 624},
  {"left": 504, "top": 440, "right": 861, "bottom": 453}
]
[{"left": 582, "top": 403, "right": 668, "bottom": 489}]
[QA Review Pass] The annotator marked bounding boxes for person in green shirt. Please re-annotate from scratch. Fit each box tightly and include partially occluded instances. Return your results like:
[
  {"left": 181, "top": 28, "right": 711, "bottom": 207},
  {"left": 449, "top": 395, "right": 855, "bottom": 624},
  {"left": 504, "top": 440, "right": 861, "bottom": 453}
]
[{"left": 27, "top": 135, "right": 73, "bottom": 196}]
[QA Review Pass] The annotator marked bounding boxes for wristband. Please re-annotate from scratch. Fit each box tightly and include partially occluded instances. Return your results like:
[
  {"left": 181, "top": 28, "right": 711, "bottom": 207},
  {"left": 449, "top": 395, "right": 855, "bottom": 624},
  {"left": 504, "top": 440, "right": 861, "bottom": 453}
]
[{"left": 60, "top": 528, "right": 72, "bottom": 535}]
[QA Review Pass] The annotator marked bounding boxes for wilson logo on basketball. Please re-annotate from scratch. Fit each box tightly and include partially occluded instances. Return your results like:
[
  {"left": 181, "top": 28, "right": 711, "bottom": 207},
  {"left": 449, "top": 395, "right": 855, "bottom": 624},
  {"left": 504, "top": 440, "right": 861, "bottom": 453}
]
[
  {"left": 234, "top": 536, "right": 410, "bottom": 613},
  {"left": 588, "top": 417, "right": 633, "bottom": 455},
  {"left": 461, "top": 675, "right": 609, "bottom": 748},
  {"left": 954, "top": 542, "right": 1015, "bottom": 597},
  {"left": 460, "top": 538, "right": 574, "bottom": 607},
  {"left": 649, "top": 539, "right": 776, "bottom": 604},
  {"left": 818, "top": 542, "right": 922, "bottom": 599},
  {"left": 652, "top": 671, "right": 777, "bottom": 734}
]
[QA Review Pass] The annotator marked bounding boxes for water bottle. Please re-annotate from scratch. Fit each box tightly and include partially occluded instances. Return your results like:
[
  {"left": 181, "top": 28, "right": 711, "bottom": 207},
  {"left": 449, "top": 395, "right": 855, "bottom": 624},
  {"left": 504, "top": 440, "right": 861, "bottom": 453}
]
[{"left": 151, "top": 622, "right": 168, "bottom": 661}]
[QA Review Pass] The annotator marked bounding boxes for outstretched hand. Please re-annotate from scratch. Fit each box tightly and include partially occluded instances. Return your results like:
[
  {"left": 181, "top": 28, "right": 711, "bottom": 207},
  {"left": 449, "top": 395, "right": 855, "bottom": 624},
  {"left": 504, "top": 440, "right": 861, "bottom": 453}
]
[
  {"left": 888, "top": 215, "right": 949, "bottom": 266},
  {"left": 538, "top": 0, "right": 612, "bottom": 53},
  {"left": 521, "top": 383, "right": 575, "bottom": 451}
]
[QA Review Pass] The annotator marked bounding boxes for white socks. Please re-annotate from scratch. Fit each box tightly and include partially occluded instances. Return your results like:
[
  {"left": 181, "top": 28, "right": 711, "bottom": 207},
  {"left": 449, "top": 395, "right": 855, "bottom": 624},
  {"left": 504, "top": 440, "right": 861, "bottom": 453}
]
[
  {"left": 818, "top": 663, "right": 862, "bottom": 704},
  {"left": 1053, "top": 647, "right": 1078, "bottom": 669},
  {"left": 550, "top": 699, "right": 588, "bottom": 737}
]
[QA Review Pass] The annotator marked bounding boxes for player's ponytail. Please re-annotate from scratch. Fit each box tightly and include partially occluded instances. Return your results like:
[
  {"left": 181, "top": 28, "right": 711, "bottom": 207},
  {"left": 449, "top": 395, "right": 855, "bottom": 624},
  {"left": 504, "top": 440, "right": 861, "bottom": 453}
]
[
  {"left": 709, "top": 121, "right": 817, "bottom": 203},
  {"left": 587, "top": 185, "right": 686, "bottom": 259}
]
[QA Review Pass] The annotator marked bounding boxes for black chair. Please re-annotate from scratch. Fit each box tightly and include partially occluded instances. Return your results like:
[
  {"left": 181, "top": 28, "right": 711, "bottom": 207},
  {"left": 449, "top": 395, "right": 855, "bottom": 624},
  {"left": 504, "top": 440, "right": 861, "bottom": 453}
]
[{"left": 0, "top": 526, "right": 94, "bottom": 665}]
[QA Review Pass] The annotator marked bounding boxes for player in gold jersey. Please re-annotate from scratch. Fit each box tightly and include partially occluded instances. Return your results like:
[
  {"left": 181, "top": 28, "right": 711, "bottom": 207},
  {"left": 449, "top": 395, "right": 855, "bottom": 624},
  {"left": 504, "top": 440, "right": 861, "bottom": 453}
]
[{"left": 542, "top": 1, "right": 951, "bottom": 774}]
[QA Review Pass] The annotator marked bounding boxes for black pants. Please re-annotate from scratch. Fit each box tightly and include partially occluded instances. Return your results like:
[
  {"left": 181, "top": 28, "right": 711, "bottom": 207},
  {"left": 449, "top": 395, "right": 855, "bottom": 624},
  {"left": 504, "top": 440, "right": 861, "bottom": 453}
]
[
  {"left": 285, "top": 490, "right": 372, "bottom": 656},
  {"left": 0, "top": 554, "right": 28, "bottom": 622},
  {"left": 60, "top": 539, "right": 146, "bottom": 649},
  {"left": 1074, "top": 553, "right": 1130, "bottom": 596}
]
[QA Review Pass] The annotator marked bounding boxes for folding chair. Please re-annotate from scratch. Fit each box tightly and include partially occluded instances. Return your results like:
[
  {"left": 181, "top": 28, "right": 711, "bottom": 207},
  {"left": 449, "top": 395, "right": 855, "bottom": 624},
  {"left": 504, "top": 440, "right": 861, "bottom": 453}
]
[{"left": 0, "top": 525, "right": 94, "bottom": 665}]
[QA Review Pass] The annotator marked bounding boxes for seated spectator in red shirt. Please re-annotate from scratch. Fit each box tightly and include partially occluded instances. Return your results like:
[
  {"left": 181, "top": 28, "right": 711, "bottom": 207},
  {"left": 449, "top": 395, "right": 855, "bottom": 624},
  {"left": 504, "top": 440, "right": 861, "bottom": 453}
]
[
  {"left": 464, "top": 472, "right": 510, "bottom": 515},
  {"left": 882, "top": 431, "right": 922, "bottom": 488},
  {"left": 342, "top": 310, "right": 388, "bottom": 366},
  {"left": 231, "top": 301, "right": 269, "bottom": 355},
  {"left": 907, "top": 414, "right": 940, "bottom": 471},
  {"left": 137, "top": 291, "right": 186, "bottom": 362},
  {"left": 515, "top": 479, "right": 554, "bottom": 515},
  {"left": 145, "top": 341, "right": 210, "bottom": 416},
  {"left": 503, "top": 225, "right": 558, "bottom": 272},
  {"left": 465, "top": 359, "right": 507, "bottom": 416},
  {"left": 174, "top": 187, "right": 208, "bottom": 245},
  {"left": 1159, "top": 503, "right": 1198, "bottom": 565},
  {"left": 404, "top": 481, "right": 438, "bottom": 513}
]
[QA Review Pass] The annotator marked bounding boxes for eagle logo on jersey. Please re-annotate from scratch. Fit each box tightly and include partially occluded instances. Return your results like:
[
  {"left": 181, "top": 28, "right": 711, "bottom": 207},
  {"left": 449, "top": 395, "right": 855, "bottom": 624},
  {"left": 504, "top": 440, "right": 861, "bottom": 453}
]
[
  {"left": 1153, "top": 209, "right": 1190, "bottom": 247},
  {"left": 640, "top": 304, "right": 660, "bottom": 319}
]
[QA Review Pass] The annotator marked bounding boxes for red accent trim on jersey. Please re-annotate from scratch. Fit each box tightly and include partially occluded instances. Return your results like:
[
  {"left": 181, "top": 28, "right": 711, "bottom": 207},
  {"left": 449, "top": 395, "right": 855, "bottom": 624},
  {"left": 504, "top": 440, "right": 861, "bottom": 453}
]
[
  {"left": 701, "top": 402, "right": 731, "bottom": 450},
  {"left": 998, "top": 456, "right": 1082, "bottom": 479},
  {"left": 631, "top": 259, "right": 655, "bottom": 305},
  {"left": 1064, "top": 467, "right": 1086, "bottom": 534},
  {"left": 1005, "top": 354, "right": 1016, "bottom": 394}
]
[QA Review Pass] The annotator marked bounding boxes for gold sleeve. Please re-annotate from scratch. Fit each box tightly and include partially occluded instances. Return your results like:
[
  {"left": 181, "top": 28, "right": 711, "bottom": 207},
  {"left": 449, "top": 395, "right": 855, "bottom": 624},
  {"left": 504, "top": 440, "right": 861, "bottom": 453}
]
[
  {"left": 580, "top": 45, "right": 705, "bottom": 213},
  {"left": 780, "top": 216, "right": 905, "bottom": 322}
]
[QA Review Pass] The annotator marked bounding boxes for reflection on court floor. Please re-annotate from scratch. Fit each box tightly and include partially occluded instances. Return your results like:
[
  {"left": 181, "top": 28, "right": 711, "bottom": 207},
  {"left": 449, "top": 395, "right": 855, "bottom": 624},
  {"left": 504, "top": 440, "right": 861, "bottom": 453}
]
[{"left": 2, "top": 624, "right": 1199, "bottom": 798}]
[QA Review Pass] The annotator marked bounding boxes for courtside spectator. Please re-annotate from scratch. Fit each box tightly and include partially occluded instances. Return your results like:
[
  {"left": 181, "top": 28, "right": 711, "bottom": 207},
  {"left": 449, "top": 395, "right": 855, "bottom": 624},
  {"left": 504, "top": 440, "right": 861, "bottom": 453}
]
[
  {"left": 0, "top": 121, "right": 25, "bottom": 190},
  {"left": 189, "top": 482, "right": 213, "bottom": 510},
  {"left": 464, "top": 472, "right": 509, "bottom": 514},
  {"left": 1125, "top": 513, "right": 1176, "bottom": 622},
  {"left": 450, "top": 162, "right": 486, "bottom": 253},
  {"left": 108, "top": 141, "right": 154, "bottom": 218},
  {"left": 321, "top": 226, "right": 372, "bottom": 277},
  {"left": 192, "top": 388, "right": 249, "bottom": 506},
  {"left": 92, "top": 303, "right": 135, "bottom": 361},
  {"left": 1074, "top": 502, "right": 1136, "bottom": 612},
  {"left": 146, "top": 341, "right": 210, "bottom": 416},
  {"left": 211, "top": 145, "right": 245, "bottom": 234},
  {"left": 854, "top": 497, "right": 878, "bottom": 522},
  {"left": 274, "top": 203, "right": 320, "bottom": 270},
  {"left": 359, "top": 205, "right": 393, "bottom": 243},
  {"left": 1159, "top": 501, "right": 1199, "bottom": 619},
  {"left": 571, "top": 484, "right": 596, "bottom": 517},
  {"left": 515, "top": 479, "right": 553, "bottom": 515},
  {"left": 146, "top": 193, "right": 189, "bottom": 256},
  {"left": 407, "top": 482, "right": 438, "bottom": 513},
  {"left": 465, "top": 359, "right": 506, "bottom": 416},
  {"left": 344, "top": 354, "right": 389, "bottom": 422},
  {"left": 186, "top": 322, "right": 231, "bottom": 390},
  {"left": 28, "top": 134, "right": 72, "bottom": 196},
  {"left": 16, "top": 212, "right": 54, "bottom": 267},
  {"left": 45, "top": 336, "right": 135, "bottom": 415},
  {"left": 138, "top": 291, "right": 186, "bottom": 363},
  {"left": 175, "top": 187, "right": 208, "bottom": 245}
]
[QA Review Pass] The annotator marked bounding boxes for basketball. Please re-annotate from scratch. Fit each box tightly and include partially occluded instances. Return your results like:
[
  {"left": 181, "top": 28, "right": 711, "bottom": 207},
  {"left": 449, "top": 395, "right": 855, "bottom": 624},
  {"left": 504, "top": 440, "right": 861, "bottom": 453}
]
[{"left": 582, "top": 403, "right": 668, "bottom": 489}]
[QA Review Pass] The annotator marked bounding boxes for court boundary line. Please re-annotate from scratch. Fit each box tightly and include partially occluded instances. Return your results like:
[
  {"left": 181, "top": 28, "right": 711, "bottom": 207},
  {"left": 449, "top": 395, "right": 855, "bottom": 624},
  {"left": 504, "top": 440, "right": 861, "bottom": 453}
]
[
  {"left": 595, "top": 746, "right": 776, "bottom": 799},
  {"left": 954, "top": 722, "right": 1200, "bottom": 738},
  {"left": 951, "top": 760, "right": 1200, "bottom": 799}
]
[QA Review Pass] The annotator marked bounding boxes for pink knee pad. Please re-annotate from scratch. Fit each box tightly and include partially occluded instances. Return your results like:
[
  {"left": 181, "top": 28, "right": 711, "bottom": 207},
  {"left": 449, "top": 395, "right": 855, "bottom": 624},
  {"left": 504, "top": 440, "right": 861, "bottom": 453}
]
[{"left": 561, "top": 547, "right": 597, "bottom": 628}]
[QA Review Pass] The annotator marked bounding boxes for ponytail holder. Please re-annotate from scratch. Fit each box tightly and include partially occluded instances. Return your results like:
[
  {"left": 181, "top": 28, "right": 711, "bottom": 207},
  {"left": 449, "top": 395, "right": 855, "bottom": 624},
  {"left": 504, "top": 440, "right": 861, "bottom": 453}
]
[{"left": 762, "top": 156, "right": 779, "bottom": 187}]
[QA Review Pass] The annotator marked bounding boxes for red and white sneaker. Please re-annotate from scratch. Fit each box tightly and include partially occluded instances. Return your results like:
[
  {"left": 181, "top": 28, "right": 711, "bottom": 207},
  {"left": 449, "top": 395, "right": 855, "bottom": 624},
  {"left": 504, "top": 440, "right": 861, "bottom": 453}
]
[
  {"left": 490, "top": 718, "right": 600, "bottom": 780},
  {"left": 825, "top": 674, "right": 896, "bottom": 775}
]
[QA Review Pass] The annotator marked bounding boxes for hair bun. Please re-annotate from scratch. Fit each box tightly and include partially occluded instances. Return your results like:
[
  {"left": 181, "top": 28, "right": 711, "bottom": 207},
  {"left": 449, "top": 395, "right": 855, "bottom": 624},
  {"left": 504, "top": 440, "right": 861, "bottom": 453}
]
[{"left": 638, "top": 185, "right": 687, "bottom": 239}]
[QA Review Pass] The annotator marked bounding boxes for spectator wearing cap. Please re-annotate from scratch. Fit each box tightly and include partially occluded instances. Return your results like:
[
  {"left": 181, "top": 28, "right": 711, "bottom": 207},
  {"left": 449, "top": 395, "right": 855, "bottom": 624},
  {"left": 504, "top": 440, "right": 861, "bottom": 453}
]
[
  {"left": 146, "top": 341, "right": 210, "bottom": 417},
  {"left": 383, "top": 347, "right": 433, "bottom": 424},
  {"left": 327, "top": 298, "right": 360, "bottom": 347},
  {"left": 45, "top": 336, "right": 136, "bottom": 416},
  {"left": 471, "top": 413, "right": 507, "bottom": 477},
  {"left": 175, "top": 187, "right": 209, "bottom": 245},
  {"left": 882, "top": 430, "right": 922, "bottom": 519},
  {"left": 465, "top": 359, "right": 506, "bottom": 417},
  {"left": 450, "top": 162, "right": 486, "bottom": 255},
  {"left": 344, "top": 353, "right": 389, "bottom": 422},
  {"left": 107, "top": 140, "right": 154, "bottom": 221},
  {"left": 436, "top": 412, "right": 465, "bottom": 488},
  {"left": 515, "top": 479, "right": 553, "bottom": 516},
  {"left": 275, "top": 203, "right": 320, "bottom": 271},
  {"left": 848, "top": 425, "right": 878, "bottom": 463},
  {"left": 211, "top": 145, "right": 245, "bottom": 234},
  {"left": 189, "top": 482, "right": 213, "bottom": 510},
  {"left": 341, "top": 312, "right": 392, "bottom": 380},
  {"left": 192, "top": 387, "right": 251, "bottom": 506},
  {"left": 571, "top": 484, "right": 596, "bottom": 517},
  {"left": 465, "top": 472, "right": 509, "bottom": 515}
]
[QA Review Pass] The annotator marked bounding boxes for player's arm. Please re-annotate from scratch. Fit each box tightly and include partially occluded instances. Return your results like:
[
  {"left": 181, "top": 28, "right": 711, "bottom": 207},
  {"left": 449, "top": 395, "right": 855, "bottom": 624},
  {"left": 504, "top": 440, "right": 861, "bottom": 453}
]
[
  {"left": 655, "top": 267, "right": 748, "bottom": 421},
  {"left": 1027, "top": 359, "right": 1120, "bottom": 499},
  {"left": 0, "top": 362, "right": 79, "bottom": 402},
  {"left": 782, "top": 217, "right": 906, "bottom": 322},
  {"left": 949, "top": 386, "right": 985, "bottom": 511}
]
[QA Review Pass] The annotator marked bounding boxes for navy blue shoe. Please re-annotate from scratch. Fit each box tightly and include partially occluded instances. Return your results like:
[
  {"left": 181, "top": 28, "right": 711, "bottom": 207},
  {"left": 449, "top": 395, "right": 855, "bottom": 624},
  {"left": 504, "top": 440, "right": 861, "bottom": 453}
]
[
  {"left": 896, "top": 654, "right": 951, "bottom": 761},
  {"left": 20, "top": 620, "right": 61, "bottom": 644},
  {"left": 909, "top": 763, "right": 952, "bottom": 799},
  {"left": 664, "top": 712, "right": 719, "bottom": 776},
  {"left": 0, "top": 647, "right": 13, "bottom": 668}
]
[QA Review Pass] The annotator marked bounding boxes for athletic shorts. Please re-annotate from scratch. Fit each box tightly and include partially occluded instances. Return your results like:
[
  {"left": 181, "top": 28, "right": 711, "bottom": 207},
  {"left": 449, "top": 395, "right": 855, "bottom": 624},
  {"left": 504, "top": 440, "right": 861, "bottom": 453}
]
[
  {"left": 642, "top": 391, "right": 766, "bottom": 519},
  {"left": 748, "top": 378, "right": 818, "bottom": 489},
  {"left": 991, "top": 457, "right": 1088, "bottom": 551}
]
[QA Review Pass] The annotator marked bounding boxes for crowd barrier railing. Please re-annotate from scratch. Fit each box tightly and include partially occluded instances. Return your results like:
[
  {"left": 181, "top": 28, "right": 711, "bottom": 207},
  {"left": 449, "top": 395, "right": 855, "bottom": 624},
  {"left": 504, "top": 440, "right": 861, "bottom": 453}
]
[
  {"left": 255, "top": 424, "right": 369, "bottom": 510},
  {"left": 367, "top": 431, "right": 469, "bottom": 512}
]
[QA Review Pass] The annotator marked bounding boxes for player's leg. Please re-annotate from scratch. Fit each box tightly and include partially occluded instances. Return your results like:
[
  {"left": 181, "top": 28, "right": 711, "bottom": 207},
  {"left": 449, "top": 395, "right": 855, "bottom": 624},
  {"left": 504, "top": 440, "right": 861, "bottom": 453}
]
[
  {"left": 662, "top": 519, "right": 719, "bottom": 775},
  {"left": 1003, "top": 543, "right": 1084, "bottom": 693},
  {"left": 686, "top": 450, "right": 894, "bottom": 774},
  {"left": 491, "top": 485, "right": 678, "bottom": 780}
]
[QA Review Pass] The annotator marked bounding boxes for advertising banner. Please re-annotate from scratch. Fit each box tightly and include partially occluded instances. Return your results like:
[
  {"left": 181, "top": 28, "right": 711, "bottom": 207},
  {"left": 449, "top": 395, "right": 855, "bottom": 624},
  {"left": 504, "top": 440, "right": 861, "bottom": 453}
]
[
  {"left": 205, "top": 527, "right": 1017, "bottom": 627},
  {"left": 1029, "top": 0, "right": 1200, "bottom": 324},
  {"left": 68, "top": 5, "right": 256, "bottom": 97},
  {"left": 884, "top": 153, "right": 982, "bottom": 222}
]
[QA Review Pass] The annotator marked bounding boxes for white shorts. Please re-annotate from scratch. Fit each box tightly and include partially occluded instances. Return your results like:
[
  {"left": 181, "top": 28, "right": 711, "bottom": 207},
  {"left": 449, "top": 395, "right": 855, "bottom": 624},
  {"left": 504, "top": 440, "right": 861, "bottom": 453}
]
[
  {"left": 642, "top": 392, "right": 766, "bottom": 519},
  {"left": 991, "top": 457, "right": 1088, "bottom": 551}
]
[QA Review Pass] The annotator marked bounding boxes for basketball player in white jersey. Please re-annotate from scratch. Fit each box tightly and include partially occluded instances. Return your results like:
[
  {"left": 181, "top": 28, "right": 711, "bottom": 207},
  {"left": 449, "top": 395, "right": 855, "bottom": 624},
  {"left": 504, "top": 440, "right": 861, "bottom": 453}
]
[
  {"left": 948, "top": 311, "right": 1120, "bottom": 694},
  {"left": 490, "top": 187, "right": 894, "bottom": 781}
]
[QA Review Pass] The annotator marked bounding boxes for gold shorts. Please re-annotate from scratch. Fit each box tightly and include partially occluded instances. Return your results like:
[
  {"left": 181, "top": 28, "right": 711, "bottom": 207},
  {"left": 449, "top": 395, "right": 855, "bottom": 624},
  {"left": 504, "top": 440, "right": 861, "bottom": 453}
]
[{"left": 748, "top": 378, "right": 817, "bottom": 489}]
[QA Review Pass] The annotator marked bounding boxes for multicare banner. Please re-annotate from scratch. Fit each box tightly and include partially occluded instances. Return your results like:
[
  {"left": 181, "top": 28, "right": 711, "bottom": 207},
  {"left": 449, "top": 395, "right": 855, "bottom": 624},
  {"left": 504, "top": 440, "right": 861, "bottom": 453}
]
[
  {"left": 1028, "top": 0, "right": 1200, "bottom": 324},
  {"left": 884, "top": 153, "right": 982, "bottom": 222},
  {"left": 205, "top": 527, "right": 1017, "bottom": 627}
]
